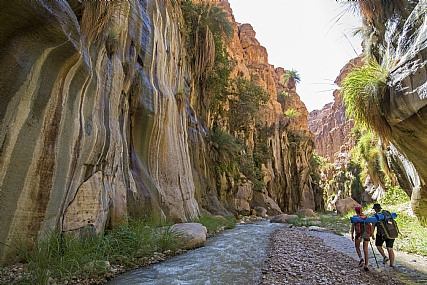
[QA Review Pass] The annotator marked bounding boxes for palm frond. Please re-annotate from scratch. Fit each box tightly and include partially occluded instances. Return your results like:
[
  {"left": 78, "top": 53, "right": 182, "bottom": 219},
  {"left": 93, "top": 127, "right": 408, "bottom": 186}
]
[{"left": 208, "top": 128, "right": 241, "bottom": 162}]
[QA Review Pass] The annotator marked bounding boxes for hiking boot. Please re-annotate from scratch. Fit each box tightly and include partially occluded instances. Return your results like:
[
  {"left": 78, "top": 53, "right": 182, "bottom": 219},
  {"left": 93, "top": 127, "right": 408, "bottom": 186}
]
[
  {"left": 383, "top": 256, "right": 390, "bottom": 264},
  {"left": 390, "top": 265, "right": 395, "bottom": 268},
  {"left": 358, "top": 259, "right": 364, "bottom": 267},
  {"left": 364, "top": 266, "right": 369, "bottom": 271}
]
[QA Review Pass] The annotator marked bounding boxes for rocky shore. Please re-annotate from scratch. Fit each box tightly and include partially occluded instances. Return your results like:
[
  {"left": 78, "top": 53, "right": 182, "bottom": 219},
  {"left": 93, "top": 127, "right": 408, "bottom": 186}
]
[{"left": 258, "top": 228, "right": 406, "bottom": 285}]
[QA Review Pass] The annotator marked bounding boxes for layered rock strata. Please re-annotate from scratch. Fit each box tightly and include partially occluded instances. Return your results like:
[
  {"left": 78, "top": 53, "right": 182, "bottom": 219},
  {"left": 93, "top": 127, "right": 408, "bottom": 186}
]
[
  {"left": 377, "top": 1, "right": 427, "bottom": 224},
  {"left": 0, "top": 0, "right": 318, "bottom": 263}
]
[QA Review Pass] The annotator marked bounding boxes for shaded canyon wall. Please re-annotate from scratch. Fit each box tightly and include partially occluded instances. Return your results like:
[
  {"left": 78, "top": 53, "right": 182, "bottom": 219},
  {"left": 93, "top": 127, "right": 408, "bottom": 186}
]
[{"left": 383, "top": 1, "right": 427, "bottom": 225}]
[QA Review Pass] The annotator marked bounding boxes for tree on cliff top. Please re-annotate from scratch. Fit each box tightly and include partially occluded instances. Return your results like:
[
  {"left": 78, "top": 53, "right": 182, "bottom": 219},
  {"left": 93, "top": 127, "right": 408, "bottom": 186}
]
[
  {"left": 281, "top": 69, "right": 301, "bottom": 90},
  {"left": 181, "top": 0, "right": 233, "bottom": 80}
]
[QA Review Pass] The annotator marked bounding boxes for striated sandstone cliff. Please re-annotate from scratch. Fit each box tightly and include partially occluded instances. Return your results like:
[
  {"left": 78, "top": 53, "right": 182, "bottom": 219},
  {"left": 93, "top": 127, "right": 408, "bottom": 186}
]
[
  {"left": 229, "top": 18, "right": 318, "bottom": 213},
  {"left": 0, "top": 0, "right": 317, "bottom": 264},
  {"left": 0, "top": 0, "right": 201, "bottom": 263}
]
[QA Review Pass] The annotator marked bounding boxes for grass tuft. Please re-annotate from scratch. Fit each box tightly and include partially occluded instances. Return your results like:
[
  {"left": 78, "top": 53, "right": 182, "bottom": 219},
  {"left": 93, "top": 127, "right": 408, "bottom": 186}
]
[
  {"left": 1, "top": 216, "right": 187, "bottom": 284},
  {"left": 340, "top": 57, "right": 392, "bottom": 141},
  {"left": 1, "top": 214, "right": 237, "bottom": 284},
  {"left": 193, "top": 214, "right": 236, "bottom": 236}
]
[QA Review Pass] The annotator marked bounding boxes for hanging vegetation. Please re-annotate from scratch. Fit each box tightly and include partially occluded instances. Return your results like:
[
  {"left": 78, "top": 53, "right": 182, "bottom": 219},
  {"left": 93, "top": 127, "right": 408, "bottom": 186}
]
[
  {"left": 340, "top": 56, "right": 392, "bottom": 140},
  {"left": 228, "top": 76, "right": 270, "bottom": 132}
]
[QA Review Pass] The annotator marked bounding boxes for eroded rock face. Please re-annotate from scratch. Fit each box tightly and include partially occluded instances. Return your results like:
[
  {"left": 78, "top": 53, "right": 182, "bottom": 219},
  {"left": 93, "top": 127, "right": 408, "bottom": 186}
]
[
  {"left": 62, "top": 172, "right": 109, "bottom": 235},
  {"left": 0, "top": 0, "right": 318, "bottom": 264},
  {"left": 0, "top": 0, "right": 200, "bottom": 263},
  {"left": 382, "top": 2, "right": 427, "bottom": 225},
  {"left": 233, "top": 23, "right": 317, "bottom": 213}
]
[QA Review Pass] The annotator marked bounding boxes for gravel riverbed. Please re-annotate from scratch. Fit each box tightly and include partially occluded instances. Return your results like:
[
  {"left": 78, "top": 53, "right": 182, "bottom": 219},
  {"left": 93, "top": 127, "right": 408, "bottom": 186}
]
[{"left": 258, "top": 227, "right": 408, "bottom": 285}]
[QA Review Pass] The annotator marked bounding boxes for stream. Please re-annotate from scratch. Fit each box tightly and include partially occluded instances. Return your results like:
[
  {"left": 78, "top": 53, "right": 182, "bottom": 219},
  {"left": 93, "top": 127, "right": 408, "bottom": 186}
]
[
  {"left": 107, "top": 221, "right": 285, "bottom": 285},
  {"left": 107, "top": 221, "right": 427, "bottom": 285}
]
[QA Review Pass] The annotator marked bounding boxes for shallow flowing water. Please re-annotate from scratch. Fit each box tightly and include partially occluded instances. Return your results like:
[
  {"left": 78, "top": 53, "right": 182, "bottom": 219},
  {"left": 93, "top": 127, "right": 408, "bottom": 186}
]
[
  {"left": 108, "top": 221, "right": 427, "bottom": 285},
  {"left": 107, "top": 221, "right": 286, "bottom": 285}
]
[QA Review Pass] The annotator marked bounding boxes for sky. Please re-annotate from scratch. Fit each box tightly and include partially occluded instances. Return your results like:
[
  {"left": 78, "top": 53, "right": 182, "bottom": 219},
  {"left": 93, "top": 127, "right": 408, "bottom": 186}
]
[{"left": 228, "top": 0, "right": 363, "bottom": 111}]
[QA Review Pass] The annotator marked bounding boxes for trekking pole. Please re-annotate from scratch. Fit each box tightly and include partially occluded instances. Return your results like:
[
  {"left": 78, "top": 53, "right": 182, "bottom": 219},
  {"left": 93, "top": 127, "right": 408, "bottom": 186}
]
[{"left": 369, "top": 240, "right": 379, "bottom": 268}]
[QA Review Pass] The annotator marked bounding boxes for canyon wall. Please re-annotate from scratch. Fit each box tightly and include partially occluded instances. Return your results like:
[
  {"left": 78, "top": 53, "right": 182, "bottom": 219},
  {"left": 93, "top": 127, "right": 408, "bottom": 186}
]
[
  {"left": 308, "top": 58, "right": 359, "bottom": 208},
  {"left": 308, "top": 58, "right": 360, "bottom": 164},
  {"left": 384, "top": 1, "right": 427, "bottom": 225},
  {"left": 0, "top": 0, "right": 318, "bottom": 263}
]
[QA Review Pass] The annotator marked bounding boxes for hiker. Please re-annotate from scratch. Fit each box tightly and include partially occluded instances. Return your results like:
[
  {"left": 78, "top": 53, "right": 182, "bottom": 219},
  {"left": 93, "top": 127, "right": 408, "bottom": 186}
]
[
  {"left": 350, "top": 205, "right": 371, "bottom": 271},
  {"left": 372, "top": 203, "right": 395, "bottom": 267}
]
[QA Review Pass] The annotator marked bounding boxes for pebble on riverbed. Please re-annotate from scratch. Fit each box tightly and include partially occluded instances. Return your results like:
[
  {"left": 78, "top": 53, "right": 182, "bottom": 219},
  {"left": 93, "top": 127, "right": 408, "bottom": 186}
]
[{"left": 258, "top": 228, "right": 406, "bottom": 285}]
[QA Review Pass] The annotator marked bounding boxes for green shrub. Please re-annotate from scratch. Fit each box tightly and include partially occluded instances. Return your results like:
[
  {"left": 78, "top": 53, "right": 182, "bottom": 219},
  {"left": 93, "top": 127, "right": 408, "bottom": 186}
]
[
  {"left": 379, "top": 185, "right": 410, "bottom": 205},
  {"left": 277, "top": 91, "right": 292, "bottom": 104},
  {"left": 284, "top": 108, "right": 300, "bottom": 117},
  {"left": 239, "top": 151, "right": 265, "bottom": 192},
  {"left": 281, "top": 69, "right": 301, "bottom": 89},
  {"left": 228, "top": 77, "right": 270, "bottom": 132},
  {"left": 393, "top": 210, "right": 427, "bottom": 256},
  {"left": 310, "top": 152, "right": 326, "bottom": 183}
]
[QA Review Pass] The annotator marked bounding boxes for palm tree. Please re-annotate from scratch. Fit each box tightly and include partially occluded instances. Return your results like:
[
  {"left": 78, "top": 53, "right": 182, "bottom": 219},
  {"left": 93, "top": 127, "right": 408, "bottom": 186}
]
[
  {"left": 181, "top": 0, "right": 233, "bottom": 80},
  {"left": 338, "top": 0, "right": 411, "bottom": 59},
  {"left": 208, "top": 128, "right": 241, "bottom": 163},
  {"left": 282, "top": 69, "right": 301, "bottom": 89}
]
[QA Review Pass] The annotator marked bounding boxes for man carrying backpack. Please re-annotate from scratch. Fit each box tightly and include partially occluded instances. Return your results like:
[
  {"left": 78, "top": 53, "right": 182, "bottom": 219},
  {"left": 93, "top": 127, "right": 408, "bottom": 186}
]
[
  {"left": 372, "top": 203, "right": 395, "bottom": 267},
  {"left": 350, "top": 205, "right": 372, "bottom": 271}
]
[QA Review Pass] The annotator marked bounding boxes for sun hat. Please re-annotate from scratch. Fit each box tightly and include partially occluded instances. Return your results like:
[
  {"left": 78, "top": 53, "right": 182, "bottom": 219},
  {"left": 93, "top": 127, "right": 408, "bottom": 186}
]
[{"left": 372, "top": 203, "right": 382, "bottom": 210}]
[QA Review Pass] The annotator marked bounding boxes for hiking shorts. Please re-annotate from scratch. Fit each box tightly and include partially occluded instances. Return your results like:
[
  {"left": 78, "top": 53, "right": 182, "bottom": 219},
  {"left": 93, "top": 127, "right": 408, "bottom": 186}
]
[
  {"left": 355, "top": 235, "right": 370, "bottom": 241},
  {"left": 375, "top": 234, "right": 394, "bottom": 248}
]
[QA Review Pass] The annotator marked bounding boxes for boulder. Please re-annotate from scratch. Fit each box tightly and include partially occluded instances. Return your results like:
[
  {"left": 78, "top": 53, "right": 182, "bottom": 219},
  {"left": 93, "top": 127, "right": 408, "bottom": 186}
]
[
  {"left": 270, "top": 214, "right": 298, "bottom": 223},
  {"left": 170, "top": 223, "right": 207, "bottom": 249},
  {"left": 335, "top": 197, "right": 360, "bottom": 215},
  {"left": 252, "top": 190, "right": 283, "bottom": 216},
  {"left": 253, "top": 206, "right": 267, "bottom": 217},
  {"left": 295, "top": 208, "right": 317, "bottom": 218}
]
